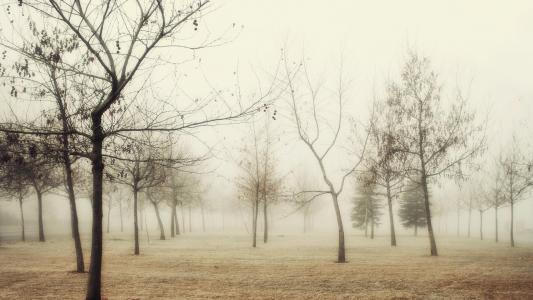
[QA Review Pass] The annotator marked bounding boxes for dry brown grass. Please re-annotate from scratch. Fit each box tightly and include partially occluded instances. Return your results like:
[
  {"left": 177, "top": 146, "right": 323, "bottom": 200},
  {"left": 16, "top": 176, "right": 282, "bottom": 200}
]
[{"left": 0, "top": 233, "right": 532, "bottom": 299}]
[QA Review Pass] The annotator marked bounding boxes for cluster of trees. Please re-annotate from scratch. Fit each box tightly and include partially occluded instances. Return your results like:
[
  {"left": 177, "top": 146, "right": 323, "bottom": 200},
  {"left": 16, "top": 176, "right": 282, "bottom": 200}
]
[
  {"left": 0, "top": 1, "right": 277, "bottom": 299},
  {"left": 0, "top": 1, "right": 531, "bottom": 299}
]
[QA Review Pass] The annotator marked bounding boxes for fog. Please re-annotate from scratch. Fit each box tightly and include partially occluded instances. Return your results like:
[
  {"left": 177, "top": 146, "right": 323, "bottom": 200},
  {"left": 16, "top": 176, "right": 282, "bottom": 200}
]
[{"left": 1, "top": 0, "right": 533, "bottom": 298}]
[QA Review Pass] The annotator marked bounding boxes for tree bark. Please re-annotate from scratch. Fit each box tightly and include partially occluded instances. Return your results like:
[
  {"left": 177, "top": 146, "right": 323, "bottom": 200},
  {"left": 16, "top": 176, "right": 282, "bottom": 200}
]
[
  {"left": 35, "top": 188, "right": 45, "bottom": 242},
  {"left": 252, "top": 186, "right": 259, "bottom": 248},
  {"left": 86, "top": 117, "right": 104, "bottom": 300},
  {"left": 331, "top": 193, "right": 346, "bottom": 263},
  {"left": 180, "top": 203, "right": 185, "bottom": 234},
  {"left": 421, "top": 173, "right": 438, "bottom": 256},
  {"left": 174, "top": 204, "right": 180, "bottom": 235},
  {"left": 386, "top": 184, "right": 397, "bottom": 246},
  {"left": 152, "top": 201, "right": 165, "bottom": 240},
  {"left": 133, "top": 187, "right": 140, "bottom": 255},
  {"left": 263, "top": 197, "right": 268, "bottom": 243},
  {"left": 18, "top": 196, "right": 25, "bottom": 242},
  {"left": 55, "top": 67, "right": 85, "bottom": 272}
]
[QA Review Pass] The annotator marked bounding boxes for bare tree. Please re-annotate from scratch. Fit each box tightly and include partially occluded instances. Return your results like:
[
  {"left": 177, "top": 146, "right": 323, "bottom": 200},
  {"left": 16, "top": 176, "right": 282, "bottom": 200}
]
[
  {"left": 285, "top": 56, "right": 371, "bottom": 263},
  {"left": 386, "top": 51, "right": 485, "bottom": 256},
  {"left": 364, "top": 101, "right": 407, "bottom": 246},
  {"left": 498, "top": 138, "right": 533, "bottom": 247}
]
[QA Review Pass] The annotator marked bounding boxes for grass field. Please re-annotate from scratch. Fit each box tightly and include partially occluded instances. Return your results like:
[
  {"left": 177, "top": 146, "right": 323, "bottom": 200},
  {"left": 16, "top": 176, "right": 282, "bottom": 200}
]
[{"left": 0, "top": 233, "right": 532, "bottom": 299}]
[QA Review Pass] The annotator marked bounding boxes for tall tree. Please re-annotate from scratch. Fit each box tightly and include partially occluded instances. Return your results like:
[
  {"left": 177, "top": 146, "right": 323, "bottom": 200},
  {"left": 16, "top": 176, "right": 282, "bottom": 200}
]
[
  {"left": 387, "top": 51, "right": 485, "bottom": 256},
  {"left": 285, "top": 56, "right": 371, "bottom": 263}
]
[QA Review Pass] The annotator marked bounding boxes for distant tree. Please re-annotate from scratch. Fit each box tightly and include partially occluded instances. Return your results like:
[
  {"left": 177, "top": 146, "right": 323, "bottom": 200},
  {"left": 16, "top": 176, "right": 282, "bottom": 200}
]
[
  {"left": 399, "top": 182, "right": 427, "bottom": 236},
  {"left": 0, "top": 152, "right": 31, "bottom": 241},
  {"left": 146, "top": 184, "right": 170, "bottom": 240},
  {"left": 498, "top": 138, "right": 533, "bottom": 247},
  {"left": 387, "top": 51, "right": 485, "bottom": 255},
  {"left": 473, "top": 182, "right": 492, "bottom": 240},
  {"left": 351, "top": 179, "right": 381, "bottom": 239}
]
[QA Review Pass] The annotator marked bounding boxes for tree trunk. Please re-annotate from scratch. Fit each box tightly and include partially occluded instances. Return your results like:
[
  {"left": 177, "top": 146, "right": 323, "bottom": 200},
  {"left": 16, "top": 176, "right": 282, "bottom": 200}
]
[
  {"left": 414, "top": 224, "right": 418, "bottom": 236},
  {"left": 479, "top": 210, "right": 483, "bottom": 240},
  {"left": 119, "top": 200, "right": 123, "bottom": 233},
  {"left": 370, "top": 217, "right": 375, "bottom": 239},
  {"left": 495, "top": 206, "right": 499, "bottom": 243},
  {"left": 331, "top": 193, "right": 346, "bottom": 263},
  {"left": 421, "top": 173, "right": 438, "bottom": 256},
  {"left": 152, "top": 201, "right": 165, "bottom": 240},
  {"left": 174, "top": 204, "right": 180, "bottom": 235},
  {"left": 170, "top": 204, "right": 176, "bottom": 238},
  {"left": 252, "top": 188, "right": 259, "bottom": 248},
  {"left": 510, "top": 198, "right": 515, "bottom": 247},
  {"left": 35, "top": 188, "right": 45, "bottom": 242},
  {"left": 106, "top": 200, "right": 111, "bottom": 234},
  {"left": 86, "top": 118, "right": 104, "bottom": 300},
  {"left": 18, "top": 196, "right": 25, "bottom": 242},
  {"left": 263, "top": 197, "right": 268, "bottom": 243},
  {"left": 56, "top": 70, "right": 84, "bottom": 273},
  {"left": 133, "top": 188, "right": 140, "bottom": 255},
  {"left": 180, "top": 203, "right": 185, "bottom": 234},
  {"left": 386, "top": 184, "right": 397, "bottom": 246},
  {"left": 364, "top": 206, "right": 368, "bottom": 238}
]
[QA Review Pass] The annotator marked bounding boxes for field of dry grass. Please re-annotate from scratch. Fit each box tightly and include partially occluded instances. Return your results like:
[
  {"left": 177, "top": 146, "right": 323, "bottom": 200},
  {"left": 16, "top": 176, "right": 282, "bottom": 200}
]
[{"left": 0, "top": 232, "right": 532, "bottom": 299}]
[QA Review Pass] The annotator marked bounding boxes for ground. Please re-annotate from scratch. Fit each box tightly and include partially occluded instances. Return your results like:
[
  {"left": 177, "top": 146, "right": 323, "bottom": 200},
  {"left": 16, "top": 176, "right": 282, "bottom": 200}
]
[{"left": 0, "top": 233, "right": 532, "bottom": 299}]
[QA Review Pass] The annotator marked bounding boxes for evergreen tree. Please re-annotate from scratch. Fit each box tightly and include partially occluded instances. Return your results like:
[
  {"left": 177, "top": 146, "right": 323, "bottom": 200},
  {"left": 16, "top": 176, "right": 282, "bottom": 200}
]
[
  {"left": 399, "top": 182, "right": 427, "bottom": 236},
  {"left": 351, "top": 179, "right": 382, "bottom": 239}
]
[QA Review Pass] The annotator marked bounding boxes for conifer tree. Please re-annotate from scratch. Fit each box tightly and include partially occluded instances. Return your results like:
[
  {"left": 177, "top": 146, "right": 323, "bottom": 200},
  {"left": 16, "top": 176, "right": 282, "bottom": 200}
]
[
  {"left": 399, "top": 182, "right": 427, "bottom": 236},
  {"left": 351, "top": 179, "right": 382, "bottom": 239}
]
